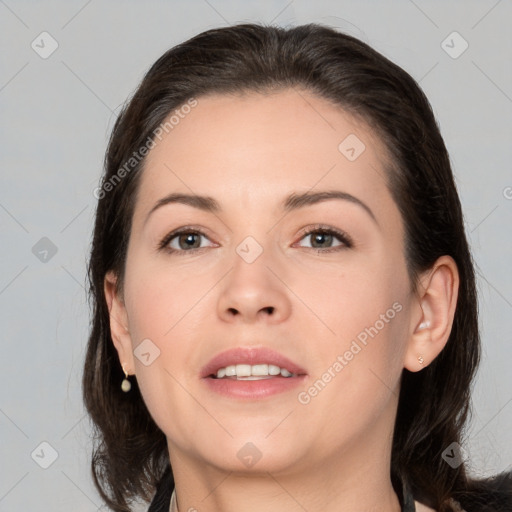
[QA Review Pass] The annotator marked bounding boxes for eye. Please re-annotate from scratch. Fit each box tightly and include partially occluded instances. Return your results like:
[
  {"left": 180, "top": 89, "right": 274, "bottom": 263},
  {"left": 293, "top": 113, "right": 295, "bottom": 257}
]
[
  {"left": 295, "top": 225, "right": 352, "bottom": 251},
  {"left": 158, "top": 227, "right": 216, "bottom": 254}
]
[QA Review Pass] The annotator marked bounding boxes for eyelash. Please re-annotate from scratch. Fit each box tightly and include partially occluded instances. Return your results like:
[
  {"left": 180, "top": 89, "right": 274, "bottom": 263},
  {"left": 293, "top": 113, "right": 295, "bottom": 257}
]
[
  {"left": 158, "top": 224, "right": 353, "bottom": 256},
  {"left": 296, "top": 224, "right": 353, "bottom": 252}
]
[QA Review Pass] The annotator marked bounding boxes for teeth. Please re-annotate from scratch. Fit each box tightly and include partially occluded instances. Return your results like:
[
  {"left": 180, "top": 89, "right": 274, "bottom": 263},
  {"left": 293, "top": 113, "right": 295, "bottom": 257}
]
[
  {"left": 236, "top": 364, "right": 251, "bottom": 377},
  {"left": 252, "top": 364, "right": 269, "bottom": 376},
  {"left": 225, "top": 366, "right": 236, "bottom": 377},
  {"left": 268, "top": 364, "right": 281, "bottom": 375},
  {"left": 215, "top": 363, "right": 296, "bottom": 379}
]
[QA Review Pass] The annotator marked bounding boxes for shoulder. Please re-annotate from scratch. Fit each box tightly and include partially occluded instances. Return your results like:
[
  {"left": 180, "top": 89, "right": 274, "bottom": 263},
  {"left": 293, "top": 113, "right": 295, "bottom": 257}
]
[
  {"left": 415, "top": 497, "right": 469, "bottom": 511},
  {"left": 415, "top": 501, "right": 436, "bottom": 512}
]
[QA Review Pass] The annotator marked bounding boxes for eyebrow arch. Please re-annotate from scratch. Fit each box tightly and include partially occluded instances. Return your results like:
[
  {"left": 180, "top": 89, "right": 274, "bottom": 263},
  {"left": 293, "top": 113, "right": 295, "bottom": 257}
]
[
  {"left": 144, "top": 190, "right": 377, "bottom": 226},
  {"left": 282, "top": 190, "right": 377, "bottom": 225},
  {"left": 145, "top": 193, "right": 221, "bottom": 226}
]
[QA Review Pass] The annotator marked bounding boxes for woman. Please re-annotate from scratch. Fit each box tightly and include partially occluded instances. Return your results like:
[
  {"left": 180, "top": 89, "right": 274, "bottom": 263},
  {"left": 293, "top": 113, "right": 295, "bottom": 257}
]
[{"left": 83, "top": 23, "right": 511, "bottom": 512}]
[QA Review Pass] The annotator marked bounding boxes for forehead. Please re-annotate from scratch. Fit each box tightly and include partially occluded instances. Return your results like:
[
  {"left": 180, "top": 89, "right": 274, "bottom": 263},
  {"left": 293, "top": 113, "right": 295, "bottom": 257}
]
[{"left": 136, "top": 89, "right": 394, "bottom": 219}]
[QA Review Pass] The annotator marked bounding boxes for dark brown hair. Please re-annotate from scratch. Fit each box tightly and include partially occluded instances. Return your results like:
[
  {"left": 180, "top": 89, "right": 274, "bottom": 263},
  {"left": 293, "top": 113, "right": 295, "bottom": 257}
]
[{"left": 83, "top": 23, "right": 511, "bottom": 511}]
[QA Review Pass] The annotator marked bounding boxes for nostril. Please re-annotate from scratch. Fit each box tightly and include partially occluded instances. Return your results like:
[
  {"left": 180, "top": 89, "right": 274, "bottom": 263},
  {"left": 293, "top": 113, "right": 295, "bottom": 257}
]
[{"left": 225, "top": 306, "right": 274, "bottom": 316}]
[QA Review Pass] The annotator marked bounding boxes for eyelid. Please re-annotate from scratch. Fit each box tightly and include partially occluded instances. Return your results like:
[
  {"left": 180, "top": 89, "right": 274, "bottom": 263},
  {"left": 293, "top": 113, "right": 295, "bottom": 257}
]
[
  {"left": 294, "top": 224, "right": 353, "bottom": 249},
  {"left": 158, "top": 223, "right": 353, "bottom": 254},
  {"left": 157, "top": 225, "right": 217, "bottom": 253}
]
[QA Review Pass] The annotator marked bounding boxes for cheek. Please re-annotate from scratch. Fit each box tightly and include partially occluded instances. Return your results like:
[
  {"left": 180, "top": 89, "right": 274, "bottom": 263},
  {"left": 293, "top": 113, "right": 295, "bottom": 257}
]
[
  {"left": 292, "top": 252, "right": 409, "bottom": 411},
  {"left": 294, "top": 298, "right": 409, "bottom": 456},
  {"left": 123, "top": 250, "right": 213, "bottom": 344},
  {"left": 121, "top": 247, "right": 237, "bottom": 429},
  {"left": 291, "top": 248, "right": 407, "bottom": 343}
]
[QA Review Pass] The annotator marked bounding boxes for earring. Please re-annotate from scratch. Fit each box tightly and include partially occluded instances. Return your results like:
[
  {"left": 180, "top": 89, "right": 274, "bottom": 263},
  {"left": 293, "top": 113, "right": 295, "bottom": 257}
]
[
  {"left": 121, "top": 364, "right": 132, "bottom": 392},
  {"left": 419, "top": 320, "right": 430, "bottom": 330},
  {"left": 418, "top": 355, "right": 424, "bottom": 365}
]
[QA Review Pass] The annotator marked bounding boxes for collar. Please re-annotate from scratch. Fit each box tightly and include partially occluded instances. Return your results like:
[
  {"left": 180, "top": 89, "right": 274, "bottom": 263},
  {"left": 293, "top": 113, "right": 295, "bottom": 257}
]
[{"left": 169, "top": 488, "right": 177, "bottom": 512}]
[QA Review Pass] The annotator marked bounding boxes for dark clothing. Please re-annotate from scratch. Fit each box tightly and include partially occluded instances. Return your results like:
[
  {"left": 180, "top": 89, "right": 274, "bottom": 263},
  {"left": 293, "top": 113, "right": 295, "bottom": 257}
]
[{"left": 147, "top": 464, "right": 173, "bottom": 512}]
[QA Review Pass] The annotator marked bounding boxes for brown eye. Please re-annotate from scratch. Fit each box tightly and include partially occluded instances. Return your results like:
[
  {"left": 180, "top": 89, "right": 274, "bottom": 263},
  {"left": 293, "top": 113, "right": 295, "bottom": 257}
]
[
  {"left": 309, "top": 232, "right": 335, "bottom": 249},
  {"left": 297, "top": 228, "right": 350, "bottom": 250},
  {"left": 175, "top": 233, "right": 202, "bottom": 250},
  {"left": 159, "top": 228, "right": 216, "bottom": 254}
]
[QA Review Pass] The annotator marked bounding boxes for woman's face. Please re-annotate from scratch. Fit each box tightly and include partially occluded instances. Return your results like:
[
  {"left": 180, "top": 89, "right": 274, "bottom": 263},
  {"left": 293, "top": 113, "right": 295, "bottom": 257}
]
[{"left": 109, "top": 89, "right": 419, "bottom": 475}]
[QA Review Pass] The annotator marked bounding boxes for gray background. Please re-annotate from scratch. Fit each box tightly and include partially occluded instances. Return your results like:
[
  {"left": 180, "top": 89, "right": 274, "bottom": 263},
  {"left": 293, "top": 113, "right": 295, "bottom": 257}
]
[{"left": 1, "top": 0, "right": 511, "bottom": 510}]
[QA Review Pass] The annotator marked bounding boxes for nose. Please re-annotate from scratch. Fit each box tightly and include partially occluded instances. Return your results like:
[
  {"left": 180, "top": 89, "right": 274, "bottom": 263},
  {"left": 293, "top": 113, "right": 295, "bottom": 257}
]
[{"left": 216, "top": 250, "right": 292, "bottom": 324}]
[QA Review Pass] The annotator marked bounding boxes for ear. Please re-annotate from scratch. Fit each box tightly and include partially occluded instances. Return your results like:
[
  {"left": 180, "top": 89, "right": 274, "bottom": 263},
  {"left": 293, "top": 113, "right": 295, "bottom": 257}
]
[
  {"left": 104, "top": 270, "right": 135, "bottom": 375},
  {"left": 404, "top": 255, "right": 459, "bottom": 372}
]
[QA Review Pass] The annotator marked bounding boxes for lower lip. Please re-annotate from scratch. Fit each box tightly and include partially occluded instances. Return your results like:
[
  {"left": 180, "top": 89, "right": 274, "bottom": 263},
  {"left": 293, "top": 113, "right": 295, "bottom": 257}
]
[{"left": 202, "top": 375, "right": 307, "bottom": 399}]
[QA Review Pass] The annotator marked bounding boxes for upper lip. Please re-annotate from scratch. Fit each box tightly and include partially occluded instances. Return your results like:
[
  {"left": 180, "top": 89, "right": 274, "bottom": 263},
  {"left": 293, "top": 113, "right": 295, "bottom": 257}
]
[{"left": 200, "top": 346, "right": 307, "bottom": 378}]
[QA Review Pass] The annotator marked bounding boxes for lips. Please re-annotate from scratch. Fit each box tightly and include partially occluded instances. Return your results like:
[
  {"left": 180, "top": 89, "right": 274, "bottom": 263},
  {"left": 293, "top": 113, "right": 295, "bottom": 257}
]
[
  {"left": 201, "top": 347, "right": 308, "bottom": 400},
  {"left": 200, "top": 346, "right": 307, "bottom": 379}
]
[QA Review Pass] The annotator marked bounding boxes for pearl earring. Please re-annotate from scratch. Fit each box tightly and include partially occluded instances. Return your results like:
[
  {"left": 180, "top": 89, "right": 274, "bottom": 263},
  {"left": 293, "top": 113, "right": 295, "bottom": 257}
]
[{"left": 121, "top": 364, "right": 132, "bottom": 392}]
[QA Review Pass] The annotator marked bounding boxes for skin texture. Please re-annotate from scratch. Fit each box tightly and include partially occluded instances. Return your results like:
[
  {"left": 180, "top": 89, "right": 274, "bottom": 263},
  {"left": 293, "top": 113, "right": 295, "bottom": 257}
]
[{"left": 104, "top": 89, "right": 457, "bottom": 512}]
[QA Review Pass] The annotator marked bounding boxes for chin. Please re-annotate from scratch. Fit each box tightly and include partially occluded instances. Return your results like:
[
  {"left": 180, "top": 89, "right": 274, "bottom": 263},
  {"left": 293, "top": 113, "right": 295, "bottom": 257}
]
[{"left": 187, "top": 433, "right": 307, "bottom": 475}]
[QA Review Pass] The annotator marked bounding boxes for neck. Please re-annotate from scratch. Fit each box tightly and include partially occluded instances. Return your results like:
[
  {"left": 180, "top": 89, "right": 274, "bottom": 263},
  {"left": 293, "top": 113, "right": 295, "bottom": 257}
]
[
  {"left": 173, "top": 467, "right": 401, "bottom": 512},
  {"left": 168, "top": 416, "right": 402, "bottom": 512}
]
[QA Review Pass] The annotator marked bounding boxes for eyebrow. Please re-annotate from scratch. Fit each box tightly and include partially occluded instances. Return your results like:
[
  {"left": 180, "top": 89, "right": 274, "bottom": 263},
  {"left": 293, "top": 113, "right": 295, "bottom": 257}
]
[
  {"left": 144, "top": 190, "right": 377, "bottom": 226},
  {"left": 283, "top": 190, "right": 377, "bottom": 224}
]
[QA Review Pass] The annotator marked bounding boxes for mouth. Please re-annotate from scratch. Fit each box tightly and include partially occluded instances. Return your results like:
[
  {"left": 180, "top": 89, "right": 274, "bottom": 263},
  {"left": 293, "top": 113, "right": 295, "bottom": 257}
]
[
  {"left": 210, "top": 363, "right": 299, "bottom": 380},
  {"left": 201, "top": 346, "right": 307, "bottom": 399}
]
